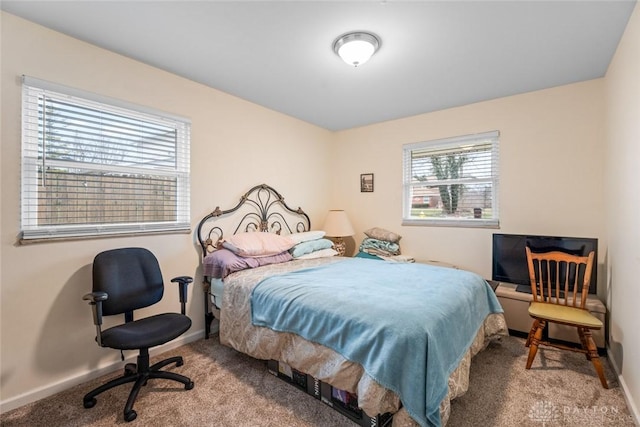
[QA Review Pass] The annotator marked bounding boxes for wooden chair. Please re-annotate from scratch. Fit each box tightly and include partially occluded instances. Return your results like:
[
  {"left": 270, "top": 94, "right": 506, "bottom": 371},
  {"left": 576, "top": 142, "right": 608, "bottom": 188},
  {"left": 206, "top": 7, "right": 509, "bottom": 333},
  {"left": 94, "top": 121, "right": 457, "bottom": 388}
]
[{"left": 524, "top": 247, "right": 608, "bottom": 388}]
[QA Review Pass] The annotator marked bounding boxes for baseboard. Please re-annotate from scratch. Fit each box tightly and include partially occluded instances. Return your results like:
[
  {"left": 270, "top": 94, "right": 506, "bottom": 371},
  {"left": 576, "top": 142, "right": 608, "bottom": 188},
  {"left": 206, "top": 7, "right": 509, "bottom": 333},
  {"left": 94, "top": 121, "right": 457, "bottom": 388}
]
[
  {"left": 607, "top": 347, "right": 640, "bottom": 426},
  {"left": 0, "top": 329, "right": 205, "bottom": 414}
]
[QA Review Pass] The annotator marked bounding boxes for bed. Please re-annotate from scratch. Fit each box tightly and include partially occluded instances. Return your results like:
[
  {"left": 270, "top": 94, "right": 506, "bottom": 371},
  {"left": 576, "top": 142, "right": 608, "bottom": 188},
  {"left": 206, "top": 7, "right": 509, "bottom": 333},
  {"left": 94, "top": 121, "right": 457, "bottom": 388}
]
[{"left": 196, "top": 184, "right": 507, "bottom": 427}]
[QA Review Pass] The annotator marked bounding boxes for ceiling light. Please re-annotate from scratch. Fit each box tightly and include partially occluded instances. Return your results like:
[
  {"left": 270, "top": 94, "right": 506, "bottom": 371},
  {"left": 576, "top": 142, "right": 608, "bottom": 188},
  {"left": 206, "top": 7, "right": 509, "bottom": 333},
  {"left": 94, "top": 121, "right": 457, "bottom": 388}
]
[{"left": 333, "top": 32, "right": 380, "bottom": 67}]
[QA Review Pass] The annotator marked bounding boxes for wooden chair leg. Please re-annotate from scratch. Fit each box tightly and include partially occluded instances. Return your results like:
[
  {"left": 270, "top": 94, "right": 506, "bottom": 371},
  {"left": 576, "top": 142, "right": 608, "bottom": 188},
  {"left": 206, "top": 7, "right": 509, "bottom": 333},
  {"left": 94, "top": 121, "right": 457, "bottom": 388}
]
[
  {"left": 583, "top": 329, "right": 608, "bottom": 389},
  {"left": 526, "top": 321, "right": 545, "bottom": 369},
  {"left": 577, "top": 328, "right": 591, "bottom": 360},
  {"left": 525, "top": 319, "right": 539, "bottom": 348}
]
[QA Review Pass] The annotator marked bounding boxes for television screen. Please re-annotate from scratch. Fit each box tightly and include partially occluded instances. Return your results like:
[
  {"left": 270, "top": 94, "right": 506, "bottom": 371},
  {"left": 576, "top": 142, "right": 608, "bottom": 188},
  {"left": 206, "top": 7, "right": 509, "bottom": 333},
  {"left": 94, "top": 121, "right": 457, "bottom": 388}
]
[{"left": 492, "top": 233, "right": 598, "bottom": 295}]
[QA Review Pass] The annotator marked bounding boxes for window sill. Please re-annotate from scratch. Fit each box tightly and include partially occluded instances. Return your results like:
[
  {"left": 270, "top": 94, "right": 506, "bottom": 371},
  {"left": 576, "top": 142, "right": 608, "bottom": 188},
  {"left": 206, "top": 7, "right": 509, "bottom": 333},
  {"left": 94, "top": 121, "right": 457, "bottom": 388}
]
[
  {"left": 402, "top": 218, "right": 500, "bottom": 229},
  {"left": 19, "top": 228, "right": 191, "bottom": 245}
]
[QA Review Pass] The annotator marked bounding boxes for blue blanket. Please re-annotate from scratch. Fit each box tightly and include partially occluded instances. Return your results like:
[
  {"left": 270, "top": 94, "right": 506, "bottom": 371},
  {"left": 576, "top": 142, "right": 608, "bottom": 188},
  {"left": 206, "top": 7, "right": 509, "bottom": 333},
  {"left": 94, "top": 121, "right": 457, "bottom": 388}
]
[{"left": 251, "top": 258, "right": 503, "bottom": 427}]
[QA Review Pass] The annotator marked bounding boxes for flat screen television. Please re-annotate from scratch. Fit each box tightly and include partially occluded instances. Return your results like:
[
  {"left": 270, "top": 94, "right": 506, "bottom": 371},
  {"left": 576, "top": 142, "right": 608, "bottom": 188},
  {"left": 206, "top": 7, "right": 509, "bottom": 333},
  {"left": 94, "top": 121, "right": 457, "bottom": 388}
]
[{"left": 492, "top": 233, "right": 598, "bottom": 295}]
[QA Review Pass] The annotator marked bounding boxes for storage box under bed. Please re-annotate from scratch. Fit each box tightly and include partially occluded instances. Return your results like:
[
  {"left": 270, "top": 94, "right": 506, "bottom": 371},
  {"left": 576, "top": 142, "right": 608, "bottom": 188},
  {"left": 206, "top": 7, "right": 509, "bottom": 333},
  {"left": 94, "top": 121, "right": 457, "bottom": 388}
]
[{"left": 267, "top": 360, "right": 393, "bottom": 427}]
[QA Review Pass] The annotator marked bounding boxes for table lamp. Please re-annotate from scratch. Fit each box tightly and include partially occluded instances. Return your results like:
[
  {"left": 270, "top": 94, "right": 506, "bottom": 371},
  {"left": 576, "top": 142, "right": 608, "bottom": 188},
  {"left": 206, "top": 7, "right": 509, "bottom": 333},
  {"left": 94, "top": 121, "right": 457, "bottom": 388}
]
[{"left": 323, "top": 210, "right": 355, "bottom": 256}]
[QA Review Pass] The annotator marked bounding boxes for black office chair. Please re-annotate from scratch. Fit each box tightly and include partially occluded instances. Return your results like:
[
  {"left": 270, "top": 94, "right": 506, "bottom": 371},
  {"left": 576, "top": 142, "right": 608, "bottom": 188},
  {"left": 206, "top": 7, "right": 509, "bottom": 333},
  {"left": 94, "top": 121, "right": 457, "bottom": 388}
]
[{"left": 82, "top": 247, "right": 194, "bottom": 422}]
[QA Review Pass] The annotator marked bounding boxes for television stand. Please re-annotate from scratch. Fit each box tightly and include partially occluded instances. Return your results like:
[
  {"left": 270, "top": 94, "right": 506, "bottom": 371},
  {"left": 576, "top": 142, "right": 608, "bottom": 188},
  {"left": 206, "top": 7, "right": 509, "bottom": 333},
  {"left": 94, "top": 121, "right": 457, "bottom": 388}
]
[{"left": 495, "top": 282, "right": 606, "bottom": 349}]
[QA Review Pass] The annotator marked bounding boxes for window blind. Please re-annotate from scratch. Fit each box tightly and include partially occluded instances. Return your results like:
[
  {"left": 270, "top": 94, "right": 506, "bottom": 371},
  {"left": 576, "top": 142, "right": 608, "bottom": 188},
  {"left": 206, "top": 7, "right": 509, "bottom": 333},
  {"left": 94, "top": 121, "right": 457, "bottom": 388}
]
[
  {"left": 21, "top": 76, "right": 191, "bottom": 240},
  {"left": 402, "top": 131, "right": 499, "bottom": 227}
]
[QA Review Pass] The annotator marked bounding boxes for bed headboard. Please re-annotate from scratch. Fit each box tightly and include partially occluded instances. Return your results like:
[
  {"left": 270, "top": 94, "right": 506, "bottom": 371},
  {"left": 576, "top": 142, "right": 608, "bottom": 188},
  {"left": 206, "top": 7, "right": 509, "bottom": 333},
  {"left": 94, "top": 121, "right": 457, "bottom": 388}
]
[{"left": 196, "top": 184, "right": 311, "bottom": 256}]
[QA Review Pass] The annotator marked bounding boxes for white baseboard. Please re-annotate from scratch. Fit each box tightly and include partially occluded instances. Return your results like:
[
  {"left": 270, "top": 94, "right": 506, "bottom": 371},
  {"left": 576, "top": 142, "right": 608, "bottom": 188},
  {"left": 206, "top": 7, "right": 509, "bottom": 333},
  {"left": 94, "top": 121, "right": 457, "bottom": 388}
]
[
  {"left": 607, "top": 347, "right": 640, "bottom": 426},
  {"left": 0, "top": 329, "right": 205, "bottom": 414}
]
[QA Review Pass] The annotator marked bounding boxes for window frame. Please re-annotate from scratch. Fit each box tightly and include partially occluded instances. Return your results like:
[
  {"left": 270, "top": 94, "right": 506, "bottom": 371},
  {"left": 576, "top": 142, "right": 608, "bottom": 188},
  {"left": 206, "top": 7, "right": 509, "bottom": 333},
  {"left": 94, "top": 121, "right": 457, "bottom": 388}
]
[
  {"left": 402, "top": 130, "right": 500, "bottom": 228},
  {"left": 20, "top": 76, "right": 191, "bottom": 242}
]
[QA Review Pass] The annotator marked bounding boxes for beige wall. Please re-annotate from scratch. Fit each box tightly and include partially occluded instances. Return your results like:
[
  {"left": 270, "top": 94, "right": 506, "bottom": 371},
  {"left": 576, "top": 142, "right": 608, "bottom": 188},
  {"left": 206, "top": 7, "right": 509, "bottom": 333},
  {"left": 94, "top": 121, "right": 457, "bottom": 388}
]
[
  {"left": 0, "top": 12, "right": 333, "bottom": 410},
  {"left": 604, "top": 2, "right": 640, "bottom": 419},
  {"left": 331, "top": 80, "right": 606, "bottom": 288},
  {"left": 2, "top": 5, "right": 639, "bottom": 422}
]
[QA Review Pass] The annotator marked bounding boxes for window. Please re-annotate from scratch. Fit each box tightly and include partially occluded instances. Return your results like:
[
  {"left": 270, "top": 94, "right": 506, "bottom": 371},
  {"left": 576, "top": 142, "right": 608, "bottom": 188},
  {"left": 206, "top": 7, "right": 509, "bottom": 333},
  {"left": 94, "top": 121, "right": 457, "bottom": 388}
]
[
  {"left": 402, "top": 131, "right": 499, "bottom": 228},
  {"left": 21, "top": 76, "right": 191, "bottom": 241}
]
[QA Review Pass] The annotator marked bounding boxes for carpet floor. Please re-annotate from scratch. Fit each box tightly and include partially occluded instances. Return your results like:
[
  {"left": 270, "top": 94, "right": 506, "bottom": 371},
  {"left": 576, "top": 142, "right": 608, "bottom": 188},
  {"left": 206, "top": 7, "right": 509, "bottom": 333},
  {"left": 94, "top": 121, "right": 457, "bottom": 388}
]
[{"left": 1, "top": 334, "right": 635, "bottom": 427}]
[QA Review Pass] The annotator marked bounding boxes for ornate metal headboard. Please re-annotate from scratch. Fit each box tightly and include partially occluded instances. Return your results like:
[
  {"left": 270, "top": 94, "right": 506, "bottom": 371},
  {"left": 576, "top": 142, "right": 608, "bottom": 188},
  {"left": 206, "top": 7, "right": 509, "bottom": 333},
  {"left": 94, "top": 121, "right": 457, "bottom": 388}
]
[
  {"left": 196, "top": 184, "right": 311, "bottom": 256},
  {"left": 196, "top": 184, "right": 311, "bottom": 339}
]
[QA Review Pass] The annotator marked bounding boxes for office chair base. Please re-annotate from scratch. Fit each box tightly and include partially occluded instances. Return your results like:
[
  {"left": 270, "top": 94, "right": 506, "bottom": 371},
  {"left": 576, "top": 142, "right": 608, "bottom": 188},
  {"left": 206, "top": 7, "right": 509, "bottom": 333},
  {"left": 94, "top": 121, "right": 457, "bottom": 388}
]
[{"left": 83, "top": 349, "right": 194, "bottom": 422}]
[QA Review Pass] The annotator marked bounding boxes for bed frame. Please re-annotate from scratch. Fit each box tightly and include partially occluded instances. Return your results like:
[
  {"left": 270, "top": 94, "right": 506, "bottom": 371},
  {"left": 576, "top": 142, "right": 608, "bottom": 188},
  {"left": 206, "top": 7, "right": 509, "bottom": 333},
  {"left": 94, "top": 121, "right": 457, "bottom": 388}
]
[
  {"left": 195, "top": 184, "right": 506, "bottom": 427},
  {"left": 196, "top": 184, "right": 311, "bottom": 338}
]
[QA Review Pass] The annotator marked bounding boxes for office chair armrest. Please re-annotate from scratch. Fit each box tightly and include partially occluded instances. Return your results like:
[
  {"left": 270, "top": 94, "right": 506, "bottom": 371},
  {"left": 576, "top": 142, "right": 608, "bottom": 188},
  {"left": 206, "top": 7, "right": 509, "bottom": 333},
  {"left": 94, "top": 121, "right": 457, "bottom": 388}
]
[
  {"left": 83, "top": 291, "right": 108, "bottom": 347},
  {"left": 171, "top": 276, "right": 193, "bottom": 315},
  {"left": 83, "top": 291, "right": 108, "bottom": 302}
]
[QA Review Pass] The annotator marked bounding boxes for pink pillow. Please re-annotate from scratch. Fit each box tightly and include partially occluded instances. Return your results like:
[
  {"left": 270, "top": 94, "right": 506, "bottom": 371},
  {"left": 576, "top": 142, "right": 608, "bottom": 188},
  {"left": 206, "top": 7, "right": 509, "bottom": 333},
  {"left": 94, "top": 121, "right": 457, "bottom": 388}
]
[{"left": 222, "top": 232, "right": 295, "bottom": 257}]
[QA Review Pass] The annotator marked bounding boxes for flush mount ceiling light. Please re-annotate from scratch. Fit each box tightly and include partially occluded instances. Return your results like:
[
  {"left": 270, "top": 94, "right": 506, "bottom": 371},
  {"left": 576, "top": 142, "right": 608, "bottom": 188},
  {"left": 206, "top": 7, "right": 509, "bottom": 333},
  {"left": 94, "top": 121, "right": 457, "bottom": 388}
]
[{"left": 333, "top": 31, "right": 380, "bottom": 67}]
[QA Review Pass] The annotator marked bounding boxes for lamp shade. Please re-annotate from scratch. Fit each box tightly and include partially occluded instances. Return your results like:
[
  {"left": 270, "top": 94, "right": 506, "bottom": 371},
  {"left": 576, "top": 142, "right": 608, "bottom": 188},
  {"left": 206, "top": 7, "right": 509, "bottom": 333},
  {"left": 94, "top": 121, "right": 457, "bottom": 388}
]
[{"left": 323, "top": 210, "right": 355, "bottom": 237}]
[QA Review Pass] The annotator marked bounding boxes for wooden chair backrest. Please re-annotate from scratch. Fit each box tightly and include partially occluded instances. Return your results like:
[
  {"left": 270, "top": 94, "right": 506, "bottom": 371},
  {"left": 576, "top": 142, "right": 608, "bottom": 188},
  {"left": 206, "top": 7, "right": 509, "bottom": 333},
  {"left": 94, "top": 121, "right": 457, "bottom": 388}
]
[{"left": 525, "top": 247, "right": 595, "bottom": 308}]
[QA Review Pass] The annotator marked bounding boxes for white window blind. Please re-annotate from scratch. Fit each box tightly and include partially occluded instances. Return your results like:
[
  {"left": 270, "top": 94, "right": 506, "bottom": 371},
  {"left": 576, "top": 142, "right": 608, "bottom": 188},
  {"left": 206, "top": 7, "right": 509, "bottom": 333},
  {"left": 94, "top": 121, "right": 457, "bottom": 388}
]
[
  {"left": 402, "top": 131, "right": 499, "bottom": 227},
  {"left": 21, "top": 76, "right": 191, "bottom": 241}
]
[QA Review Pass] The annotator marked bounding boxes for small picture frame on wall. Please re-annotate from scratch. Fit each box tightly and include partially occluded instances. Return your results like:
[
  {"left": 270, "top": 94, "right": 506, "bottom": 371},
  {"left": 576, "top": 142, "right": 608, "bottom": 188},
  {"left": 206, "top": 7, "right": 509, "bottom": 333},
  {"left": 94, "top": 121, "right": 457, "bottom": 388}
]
[{"left": 360, "top": 173, "right": 374, "bottom": 192}]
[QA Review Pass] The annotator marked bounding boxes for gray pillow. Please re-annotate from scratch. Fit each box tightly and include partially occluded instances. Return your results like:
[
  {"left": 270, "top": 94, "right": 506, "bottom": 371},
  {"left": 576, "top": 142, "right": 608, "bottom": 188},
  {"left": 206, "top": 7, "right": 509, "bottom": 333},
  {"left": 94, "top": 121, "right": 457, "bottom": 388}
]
[{"left": 363, "top": 227, "right": 402, "bottom": 244}]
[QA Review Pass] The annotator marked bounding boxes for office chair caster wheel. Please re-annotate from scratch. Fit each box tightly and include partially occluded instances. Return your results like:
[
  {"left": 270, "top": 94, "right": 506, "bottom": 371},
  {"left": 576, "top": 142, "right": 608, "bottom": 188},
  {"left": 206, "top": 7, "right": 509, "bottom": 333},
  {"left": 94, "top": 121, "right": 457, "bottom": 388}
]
[
  {"left": 124, "top": 409, "right": 137, "bottom": 422},
  {"left": 124, "top": 363, "right": 137, "bottom": 376},
  {"left": 185, "top": 381, "right": 194, "bottom": 390},
  {"left": 83, "top": 397, "right": 97, "bottom": 408}
]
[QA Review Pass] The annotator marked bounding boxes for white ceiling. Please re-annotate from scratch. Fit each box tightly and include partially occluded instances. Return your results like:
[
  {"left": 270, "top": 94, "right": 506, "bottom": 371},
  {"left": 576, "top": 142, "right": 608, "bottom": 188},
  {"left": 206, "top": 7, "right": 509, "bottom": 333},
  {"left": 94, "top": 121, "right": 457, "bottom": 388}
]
[{"left": 1, "top": 1, "right": 636, "bottom": 131}]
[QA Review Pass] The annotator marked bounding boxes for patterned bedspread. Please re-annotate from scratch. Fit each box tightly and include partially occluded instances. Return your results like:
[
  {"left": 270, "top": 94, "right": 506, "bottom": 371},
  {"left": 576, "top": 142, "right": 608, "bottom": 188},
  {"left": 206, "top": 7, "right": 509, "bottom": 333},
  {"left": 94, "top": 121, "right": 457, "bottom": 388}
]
[{"left": 219, "top": 257, "right": 507, "bottom": 426}]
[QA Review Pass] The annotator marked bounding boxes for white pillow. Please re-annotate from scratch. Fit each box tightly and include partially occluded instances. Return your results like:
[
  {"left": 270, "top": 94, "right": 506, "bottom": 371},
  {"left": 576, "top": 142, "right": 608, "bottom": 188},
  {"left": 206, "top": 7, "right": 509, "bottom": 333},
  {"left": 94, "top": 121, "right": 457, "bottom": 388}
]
[
  {"left": 222, "top": 232, "right": 295, "bottom": 257},
  {"left": 296, "top": 247, "right": 338, "bottom": 259},
  {"left": 287, "top": 230, "right": 326, "bottom": 245}
]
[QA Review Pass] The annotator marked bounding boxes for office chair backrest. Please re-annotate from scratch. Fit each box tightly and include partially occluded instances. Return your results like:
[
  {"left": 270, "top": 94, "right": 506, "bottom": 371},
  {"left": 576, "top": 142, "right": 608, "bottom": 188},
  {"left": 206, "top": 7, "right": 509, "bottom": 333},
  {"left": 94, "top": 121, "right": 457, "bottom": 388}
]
[{"left": 93, "top": 247, "right": 164, "bottom": 316}]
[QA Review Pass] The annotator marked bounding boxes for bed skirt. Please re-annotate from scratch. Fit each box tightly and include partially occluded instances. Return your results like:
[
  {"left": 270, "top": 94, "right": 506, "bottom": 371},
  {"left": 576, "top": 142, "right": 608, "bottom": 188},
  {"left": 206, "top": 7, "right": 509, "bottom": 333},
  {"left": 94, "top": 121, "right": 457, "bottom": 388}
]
[{"left": 221, "top": 267, "right": 507, "bottom": 426}]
